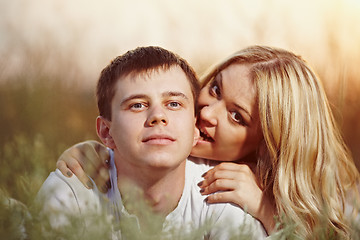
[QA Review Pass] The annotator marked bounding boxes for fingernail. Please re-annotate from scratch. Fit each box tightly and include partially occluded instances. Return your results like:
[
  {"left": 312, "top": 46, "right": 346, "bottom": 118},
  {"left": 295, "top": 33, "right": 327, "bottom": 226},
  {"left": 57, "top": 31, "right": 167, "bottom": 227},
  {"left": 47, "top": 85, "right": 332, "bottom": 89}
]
[
  {"left": 200, "top": 188, "right": 205, "bottom": 193},
  {"left": 86, "top": 181, "right": 94, "bottom": 189},
  {"left": 197, "top": 181, "right": 203, "bottom": 187},
  {"left": 66, "top": 171, "right": 73, "bottom": 177},
  {"left": 201, "top": 172, "right": 207, "bottom": 177}
]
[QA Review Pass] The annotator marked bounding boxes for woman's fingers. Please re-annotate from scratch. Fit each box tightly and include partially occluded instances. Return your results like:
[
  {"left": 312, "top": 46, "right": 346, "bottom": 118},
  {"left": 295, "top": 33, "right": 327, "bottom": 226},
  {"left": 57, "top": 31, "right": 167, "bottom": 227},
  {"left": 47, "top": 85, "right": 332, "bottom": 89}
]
[
  {"left": 66, "top": 155, "right": 94, "bottom": 189},
  {"left": 82, "top": 141, "right": 109, "bottom": 168},
  {"left": 205, "top": 191, "right": 240, "bottom": 206},
  {"left": 200, "top": 170, "right": 239, "bottom": 188},
  {"left": 199, "top": 162, "right": 261, "bottom": 212},
  {"left": 199, "top": 162, "right": 277, "bottom": 234},
  {"left": 200, "top": 178, "right": 239, "bottom": 195},
  {"left": 200, "top": 163, "right": 253, "bottom": 188},
  {"left": 56, "top": 141, "right": 110, "bottom": 190},
  {"left": 76, "top": 142, "right": 103, "bottom": 174},
  {"left": 56, "top": 159, "right": 73, "bottom": 177},
  {"left": 58, "top": 150, "right": 110, "bottom": 192}
]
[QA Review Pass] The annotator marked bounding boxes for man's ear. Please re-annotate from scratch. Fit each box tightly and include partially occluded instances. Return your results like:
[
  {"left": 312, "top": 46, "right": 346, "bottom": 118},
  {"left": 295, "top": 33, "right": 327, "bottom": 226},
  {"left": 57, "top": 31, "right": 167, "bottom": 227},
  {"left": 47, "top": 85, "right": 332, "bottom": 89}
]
[
  {"left": 193, "top": 124, "right": 200, "bottom": 147},
  {"left": 96, "top": 116, "right": 115, "bottom": 149}
]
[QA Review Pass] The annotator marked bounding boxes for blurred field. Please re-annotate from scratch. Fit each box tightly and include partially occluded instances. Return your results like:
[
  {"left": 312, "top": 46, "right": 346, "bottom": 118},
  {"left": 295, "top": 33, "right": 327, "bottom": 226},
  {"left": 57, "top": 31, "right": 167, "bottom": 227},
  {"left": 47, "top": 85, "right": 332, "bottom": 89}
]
[{"left": 0, "top": 0, "right": 360, "bottom": 238}]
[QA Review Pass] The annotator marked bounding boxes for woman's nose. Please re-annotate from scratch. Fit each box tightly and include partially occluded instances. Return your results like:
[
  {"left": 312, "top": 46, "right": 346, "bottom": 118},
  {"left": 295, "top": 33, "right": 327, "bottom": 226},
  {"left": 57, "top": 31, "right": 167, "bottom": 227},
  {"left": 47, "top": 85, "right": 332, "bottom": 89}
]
[{"left": 199, "top": 103, "right": 218, "bottom": 126}]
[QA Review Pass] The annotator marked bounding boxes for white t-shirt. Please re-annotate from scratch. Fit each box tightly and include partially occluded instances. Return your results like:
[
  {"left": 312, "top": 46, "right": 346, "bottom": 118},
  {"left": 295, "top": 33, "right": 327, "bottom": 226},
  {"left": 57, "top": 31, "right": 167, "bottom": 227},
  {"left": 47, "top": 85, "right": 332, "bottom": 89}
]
[{"left": 37, "top": 151, "right": 267, "bottom": 239}]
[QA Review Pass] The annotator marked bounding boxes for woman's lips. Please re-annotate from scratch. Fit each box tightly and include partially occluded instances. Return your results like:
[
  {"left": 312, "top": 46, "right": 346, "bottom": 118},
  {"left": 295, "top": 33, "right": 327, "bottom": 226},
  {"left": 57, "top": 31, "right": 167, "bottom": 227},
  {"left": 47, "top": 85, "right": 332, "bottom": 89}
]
[{"left": 199, "top": 128, "right": 214, "bottom": 142}]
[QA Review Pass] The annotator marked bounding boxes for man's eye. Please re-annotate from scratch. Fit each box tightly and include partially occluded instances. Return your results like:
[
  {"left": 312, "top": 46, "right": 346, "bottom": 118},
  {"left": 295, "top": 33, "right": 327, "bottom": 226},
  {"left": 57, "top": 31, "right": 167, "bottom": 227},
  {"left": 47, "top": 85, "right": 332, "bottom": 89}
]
[
  {"left": 167, "top": 101, "right": 181, "bottom": 109},
  {"left": 230, "top": 111, "right": 246, "bottom": 126},
  {"left": 130, "top": 103, "right": 146, "bottom": 110}
]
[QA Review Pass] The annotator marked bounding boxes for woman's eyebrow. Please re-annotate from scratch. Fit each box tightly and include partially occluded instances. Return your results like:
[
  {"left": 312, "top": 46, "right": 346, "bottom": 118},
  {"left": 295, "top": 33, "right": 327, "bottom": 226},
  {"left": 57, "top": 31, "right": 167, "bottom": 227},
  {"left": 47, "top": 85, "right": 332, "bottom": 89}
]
[{"left": 215, "top": 72, "right": 223, "bottom": 88}]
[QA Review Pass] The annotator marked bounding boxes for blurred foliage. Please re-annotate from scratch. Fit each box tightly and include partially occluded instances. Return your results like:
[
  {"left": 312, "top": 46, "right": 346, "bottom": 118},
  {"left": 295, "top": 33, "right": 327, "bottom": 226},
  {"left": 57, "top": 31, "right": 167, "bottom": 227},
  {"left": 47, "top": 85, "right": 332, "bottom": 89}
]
[
  {"left": 0, "top": 76, "right": 98, "bottom": 148},
  {"left": 0, "top": 74, "right": 99, "bottom": 201},
  {"left": 0, "top": 72, "right": 359, "bottom": 239}
]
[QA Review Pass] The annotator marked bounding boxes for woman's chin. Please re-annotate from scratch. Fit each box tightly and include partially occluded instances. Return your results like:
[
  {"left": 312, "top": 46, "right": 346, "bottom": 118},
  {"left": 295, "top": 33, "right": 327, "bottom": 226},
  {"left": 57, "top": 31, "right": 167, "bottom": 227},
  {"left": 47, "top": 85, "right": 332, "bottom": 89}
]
[
  {"left": 190, "top": 142, "right": 209, "bottom": 159},
  {"left": 190, "top": 144, "right": 221, "bottom": 162}
]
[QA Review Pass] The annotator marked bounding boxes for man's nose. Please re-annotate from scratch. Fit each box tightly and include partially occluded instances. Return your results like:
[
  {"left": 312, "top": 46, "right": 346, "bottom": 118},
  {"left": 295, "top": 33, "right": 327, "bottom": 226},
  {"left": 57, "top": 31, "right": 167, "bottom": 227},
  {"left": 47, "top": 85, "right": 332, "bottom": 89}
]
[{"left": 146, "top": 106, "right": 168, "bottom": 127}]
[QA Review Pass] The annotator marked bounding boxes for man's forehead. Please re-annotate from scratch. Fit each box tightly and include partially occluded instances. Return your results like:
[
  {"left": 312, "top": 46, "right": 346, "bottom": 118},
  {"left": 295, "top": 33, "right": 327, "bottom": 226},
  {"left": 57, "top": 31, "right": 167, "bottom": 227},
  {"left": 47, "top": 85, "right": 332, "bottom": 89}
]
[{"left": 114, "top": 66, "right": 193, "bottom": 100}]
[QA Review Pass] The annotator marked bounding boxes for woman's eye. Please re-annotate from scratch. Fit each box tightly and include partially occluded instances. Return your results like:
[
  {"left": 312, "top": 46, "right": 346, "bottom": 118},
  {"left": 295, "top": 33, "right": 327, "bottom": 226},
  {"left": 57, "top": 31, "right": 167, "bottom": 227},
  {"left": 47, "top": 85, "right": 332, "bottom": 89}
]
[
  {"left": 209, "top": 82, "right": 221, "bottom": 98},
  {"left": 230, "top": 111, "right": 246, "bottom": 126}
]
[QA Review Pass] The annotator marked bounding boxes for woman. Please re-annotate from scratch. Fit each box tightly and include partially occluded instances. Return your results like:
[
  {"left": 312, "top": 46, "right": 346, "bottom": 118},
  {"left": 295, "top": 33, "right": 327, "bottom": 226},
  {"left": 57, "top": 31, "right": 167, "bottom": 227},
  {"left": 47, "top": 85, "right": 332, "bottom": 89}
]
[{"left": 57, "top": 46, "right": 360, "bottom": 238}]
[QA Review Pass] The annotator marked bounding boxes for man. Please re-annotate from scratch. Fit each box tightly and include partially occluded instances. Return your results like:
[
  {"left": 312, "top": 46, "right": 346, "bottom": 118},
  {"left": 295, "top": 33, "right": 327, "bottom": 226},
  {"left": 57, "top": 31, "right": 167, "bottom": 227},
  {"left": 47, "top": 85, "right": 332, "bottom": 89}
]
[{"left": 37, "top": 46, "right": 266, "bottom": 239}]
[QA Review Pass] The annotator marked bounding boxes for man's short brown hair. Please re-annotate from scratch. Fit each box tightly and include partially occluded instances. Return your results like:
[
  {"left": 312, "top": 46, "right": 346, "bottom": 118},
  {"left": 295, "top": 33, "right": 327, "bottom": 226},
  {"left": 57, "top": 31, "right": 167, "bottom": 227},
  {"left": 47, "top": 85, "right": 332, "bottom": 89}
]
[{"left": 96, "top": 46, "right": 200, "bottom": 120}]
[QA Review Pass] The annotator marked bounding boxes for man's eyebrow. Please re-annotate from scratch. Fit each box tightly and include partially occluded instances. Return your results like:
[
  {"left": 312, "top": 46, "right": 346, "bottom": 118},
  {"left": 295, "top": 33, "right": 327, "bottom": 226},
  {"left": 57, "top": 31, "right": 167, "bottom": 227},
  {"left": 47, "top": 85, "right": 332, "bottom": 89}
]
[
  {"left": 120, "top": 94, "right": 148, "bottom": 105},
  {"left": 162, "top": 91, "right": 190, "bottom": 101},
  {"left": 234, "top": 103, "right": 253, "bottom": 121}
]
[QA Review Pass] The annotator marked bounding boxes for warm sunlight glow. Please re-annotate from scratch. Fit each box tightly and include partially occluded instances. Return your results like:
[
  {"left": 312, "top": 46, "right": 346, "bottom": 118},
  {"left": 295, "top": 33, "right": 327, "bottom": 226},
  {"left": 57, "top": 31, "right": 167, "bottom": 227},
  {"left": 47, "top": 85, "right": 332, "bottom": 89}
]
[{"left": 1, "top": 0, "right": 359, "bottom": 86}]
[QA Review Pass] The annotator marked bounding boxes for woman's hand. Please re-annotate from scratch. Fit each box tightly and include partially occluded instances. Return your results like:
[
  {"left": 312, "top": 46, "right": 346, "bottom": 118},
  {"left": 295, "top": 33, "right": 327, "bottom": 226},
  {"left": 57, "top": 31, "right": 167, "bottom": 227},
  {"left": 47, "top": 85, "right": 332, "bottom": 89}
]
[
  {"left": 56, "top": 140, "right": 111, "bottom": 193},
  {"left": 198, "top": 162, "right": 276, "bottom": 234}
]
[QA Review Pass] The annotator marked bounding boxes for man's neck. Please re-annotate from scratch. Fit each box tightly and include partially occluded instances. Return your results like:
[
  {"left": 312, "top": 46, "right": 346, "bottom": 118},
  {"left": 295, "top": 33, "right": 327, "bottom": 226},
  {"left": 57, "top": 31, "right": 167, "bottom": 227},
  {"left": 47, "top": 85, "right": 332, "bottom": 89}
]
[{"left": 114, "top": 155, "right": 186, "bottom": 217}]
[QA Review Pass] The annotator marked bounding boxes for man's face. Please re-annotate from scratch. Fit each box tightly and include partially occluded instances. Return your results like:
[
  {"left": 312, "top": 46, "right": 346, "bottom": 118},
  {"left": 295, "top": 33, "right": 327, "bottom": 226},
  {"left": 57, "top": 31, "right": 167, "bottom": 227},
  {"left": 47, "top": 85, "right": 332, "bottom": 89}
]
[{"left": 103, "top": 66, "right": 196, "bottom": 171}]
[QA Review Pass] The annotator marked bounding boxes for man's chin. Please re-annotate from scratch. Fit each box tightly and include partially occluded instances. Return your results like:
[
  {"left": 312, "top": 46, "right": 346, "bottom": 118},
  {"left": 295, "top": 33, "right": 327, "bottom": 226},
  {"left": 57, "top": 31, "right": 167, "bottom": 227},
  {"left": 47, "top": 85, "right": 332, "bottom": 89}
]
[{"left": 142, "top": 155, "right": 185, "bottom": 168}]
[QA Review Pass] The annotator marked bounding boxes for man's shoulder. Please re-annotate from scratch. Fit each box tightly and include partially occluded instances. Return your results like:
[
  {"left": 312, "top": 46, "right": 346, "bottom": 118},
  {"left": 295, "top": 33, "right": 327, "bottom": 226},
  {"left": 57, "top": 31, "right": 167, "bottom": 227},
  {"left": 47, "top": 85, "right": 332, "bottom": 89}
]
[
  {"left": 36, "top": 170, "right": 112, "bottom": 231},
  {"left": 186, "top": 157, "right": 214, "bottom": 175},
  {"left": 36, "top": 169, "right": 102, "bottom": 214},
  {"left": 38, "top": 169, "right": 94, "bottom": 196}
]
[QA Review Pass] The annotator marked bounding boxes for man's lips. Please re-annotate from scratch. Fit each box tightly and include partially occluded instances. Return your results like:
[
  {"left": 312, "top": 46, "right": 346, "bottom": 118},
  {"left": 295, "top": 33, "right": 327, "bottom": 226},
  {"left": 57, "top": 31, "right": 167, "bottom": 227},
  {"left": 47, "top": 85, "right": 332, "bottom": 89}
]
[{"left": 142, "top": 134, "right": 176, "bottom": 145}]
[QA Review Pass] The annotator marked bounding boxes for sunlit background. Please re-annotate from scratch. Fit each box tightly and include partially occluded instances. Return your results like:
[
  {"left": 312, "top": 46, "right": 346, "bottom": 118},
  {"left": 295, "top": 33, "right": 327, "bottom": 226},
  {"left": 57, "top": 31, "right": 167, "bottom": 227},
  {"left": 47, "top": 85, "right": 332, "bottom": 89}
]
[{"left": 1, "top": 0, "right": 360, "bottom": 203}]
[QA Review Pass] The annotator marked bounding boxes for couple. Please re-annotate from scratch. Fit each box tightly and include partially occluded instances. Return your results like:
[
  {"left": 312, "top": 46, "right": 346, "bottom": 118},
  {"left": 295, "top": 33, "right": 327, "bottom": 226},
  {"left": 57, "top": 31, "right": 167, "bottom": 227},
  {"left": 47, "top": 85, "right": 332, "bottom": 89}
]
[{"left": 38, "top": 46, "right": 360, "bottom": 239}]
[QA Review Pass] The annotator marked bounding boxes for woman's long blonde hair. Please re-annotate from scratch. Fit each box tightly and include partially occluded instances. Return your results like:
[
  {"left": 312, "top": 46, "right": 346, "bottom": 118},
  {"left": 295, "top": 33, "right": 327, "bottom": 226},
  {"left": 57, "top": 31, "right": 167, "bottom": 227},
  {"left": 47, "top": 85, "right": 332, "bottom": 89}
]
[{"left": 201, "top": 46, "right": 359, "bottom": 239}]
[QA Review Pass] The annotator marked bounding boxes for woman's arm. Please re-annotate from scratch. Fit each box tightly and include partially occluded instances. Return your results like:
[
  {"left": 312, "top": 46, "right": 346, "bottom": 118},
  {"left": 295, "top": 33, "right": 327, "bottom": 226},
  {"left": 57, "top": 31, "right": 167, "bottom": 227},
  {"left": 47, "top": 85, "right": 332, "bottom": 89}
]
[
  {"left": 56, "top": 140, "right": 111, "bottom": 192},
  {"left": 198, "top": 162, "right": 277, "bottom": 235}
]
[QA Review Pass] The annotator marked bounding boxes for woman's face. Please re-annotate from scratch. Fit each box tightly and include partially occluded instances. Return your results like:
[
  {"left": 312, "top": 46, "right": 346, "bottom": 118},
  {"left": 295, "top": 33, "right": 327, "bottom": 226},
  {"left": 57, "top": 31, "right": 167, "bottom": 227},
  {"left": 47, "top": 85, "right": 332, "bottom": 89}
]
[{"left": 191, "top": 63, "right": 263, "bottom": 162}]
